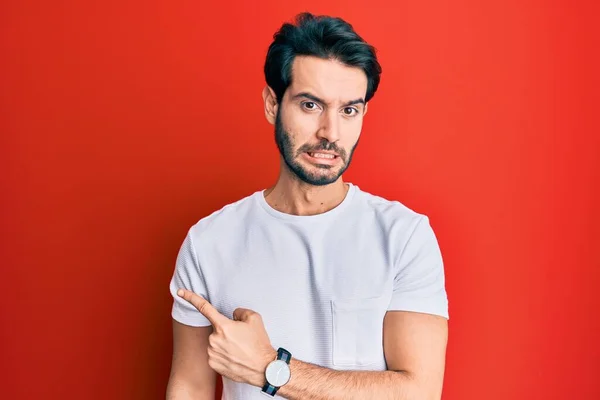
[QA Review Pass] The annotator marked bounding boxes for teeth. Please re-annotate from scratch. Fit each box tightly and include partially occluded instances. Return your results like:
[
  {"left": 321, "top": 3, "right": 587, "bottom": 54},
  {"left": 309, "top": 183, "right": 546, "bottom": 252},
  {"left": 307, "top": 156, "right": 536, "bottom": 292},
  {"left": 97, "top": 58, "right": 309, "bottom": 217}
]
[{"left": 310, "top": 152, "right": 335, "bottom": 159}]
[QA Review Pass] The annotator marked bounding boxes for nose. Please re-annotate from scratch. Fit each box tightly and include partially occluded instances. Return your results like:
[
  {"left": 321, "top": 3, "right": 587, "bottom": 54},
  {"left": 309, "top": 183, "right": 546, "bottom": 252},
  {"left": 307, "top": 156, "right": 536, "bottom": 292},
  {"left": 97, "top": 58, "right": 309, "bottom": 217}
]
[{"left": 316, "top": 109, "right": 341, "bottom": 143}]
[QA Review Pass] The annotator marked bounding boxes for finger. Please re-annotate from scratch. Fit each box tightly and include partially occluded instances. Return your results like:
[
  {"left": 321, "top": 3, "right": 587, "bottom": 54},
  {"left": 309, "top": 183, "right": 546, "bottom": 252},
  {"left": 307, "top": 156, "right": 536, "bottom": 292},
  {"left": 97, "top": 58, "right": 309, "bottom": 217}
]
[
  {"left": 177, "top": 289, "right": 228, "bottom": 327},
  {"left": 233, "top": 307, "right": 261, "bottom": 323}
]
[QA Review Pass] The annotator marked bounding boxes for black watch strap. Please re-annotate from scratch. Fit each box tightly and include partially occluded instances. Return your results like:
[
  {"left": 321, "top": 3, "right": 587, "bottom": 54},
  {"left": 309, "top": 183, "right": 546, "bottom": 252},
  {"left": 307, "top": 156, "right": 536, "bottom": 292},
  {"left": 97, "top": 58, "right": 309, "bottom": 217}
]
[
  {"left": 277, "top": 347, "right": 292, "bottom": 364},
  {"left": 262, "top": 381, "right": 279, "bottom": 396},
  {"left": 261, "top": 347, "right": 292, "bottom": 396}
]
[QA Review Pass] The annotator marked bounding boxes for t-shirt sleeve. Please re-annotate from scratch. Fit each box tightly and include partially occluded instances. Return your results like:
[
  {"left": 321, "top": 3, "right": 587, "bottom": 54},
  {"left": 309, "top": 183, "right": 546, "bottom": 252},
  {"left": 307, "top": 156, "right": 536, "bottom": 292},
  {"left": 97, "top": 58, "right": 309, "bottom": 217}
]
[
  {"left": 388, "top": 215, "right": 449, "bottom": 319},
  {"left": 168, "top": 230, "right": 212, "bottom": 327}
]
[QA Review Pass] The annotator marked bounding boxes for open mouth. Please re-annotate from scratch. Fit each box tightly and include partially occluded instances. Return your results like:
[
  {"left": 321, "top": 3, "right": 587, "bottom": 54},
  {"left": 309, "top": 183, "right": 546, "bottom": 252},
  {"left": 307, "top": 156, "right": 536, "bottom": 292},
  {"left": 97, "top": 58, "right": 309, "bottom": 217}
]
[{"left": 306, "top": 151, "right": 338, "bottom": 160}]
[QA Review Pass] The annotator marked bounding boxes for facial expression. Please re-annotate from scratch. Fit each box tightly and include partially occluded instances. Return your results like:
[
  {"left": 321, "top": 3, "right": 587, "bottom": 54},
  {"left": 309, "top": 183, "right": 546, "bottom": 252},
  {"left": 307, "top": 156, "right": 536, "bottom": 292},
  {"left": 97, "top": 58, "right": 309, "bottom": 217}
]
[{"left": 269, "top": 56, "right": 368, "bottom": 186}]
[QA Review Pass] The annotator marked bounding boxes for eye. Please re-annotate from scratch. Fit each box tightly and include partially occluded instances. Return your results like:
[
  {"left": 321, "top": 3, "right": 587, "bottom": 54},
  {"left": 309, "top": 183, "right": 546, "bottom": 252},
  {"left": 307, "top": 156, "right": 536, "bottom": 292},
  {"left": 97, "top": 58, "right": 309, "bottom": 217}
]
[
  {"left": 342, "top": 107, "right": 359, "bottom": 116},
  {"left": 302, "top": 101, "right": 319, "bottom": 111}
]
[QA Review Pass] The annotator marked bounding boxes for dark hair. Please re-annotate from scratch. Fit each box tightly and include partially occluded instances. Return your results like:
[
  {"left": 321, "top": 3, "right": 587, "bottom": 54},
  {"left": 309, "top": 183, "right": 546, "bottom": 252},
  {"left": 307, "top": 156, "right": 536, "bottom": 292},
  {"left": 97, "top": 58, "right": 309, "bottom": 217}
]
[{"left": 264, "top": 12, "right": 382, "bottom": 104}]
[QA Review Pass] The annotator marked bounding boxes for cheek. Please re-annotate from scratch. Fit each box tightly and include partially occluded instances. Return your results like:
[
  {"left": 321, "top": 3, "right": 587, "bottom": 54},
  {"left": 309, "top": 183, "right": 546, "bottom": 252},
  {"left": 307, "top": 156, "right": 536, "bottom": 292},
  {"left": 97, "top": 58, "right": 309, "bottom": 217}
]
[
  {"left": 284, "top": 109, "right": 320, "bottom": 142},
  {"left": 341, "top": 118, "right": 363, "bottom": 142}
]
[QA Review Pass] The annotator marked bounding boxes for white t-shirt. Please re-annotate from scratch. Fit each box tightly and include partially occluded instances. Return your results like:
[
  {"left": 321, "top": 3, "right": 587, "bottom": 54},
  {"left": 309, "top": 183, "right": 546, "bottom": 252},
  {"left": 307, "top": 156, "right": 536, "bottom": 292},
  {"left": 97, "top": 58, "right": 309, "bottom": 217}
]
[{"left": 169, "top": 183, "right": 448, "bottom": 399}]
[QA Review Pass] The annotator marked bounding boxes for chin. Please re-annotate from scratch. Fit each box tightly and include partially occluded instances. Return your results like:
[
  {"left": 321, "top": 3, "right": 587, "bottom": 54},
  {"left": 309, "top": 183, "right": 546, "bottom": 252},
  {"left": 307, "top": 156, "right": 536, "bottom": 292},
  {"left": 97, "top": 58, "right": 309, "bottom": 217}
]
[{"left": 300, "top": 172, "right": 341, "bottom": 186}]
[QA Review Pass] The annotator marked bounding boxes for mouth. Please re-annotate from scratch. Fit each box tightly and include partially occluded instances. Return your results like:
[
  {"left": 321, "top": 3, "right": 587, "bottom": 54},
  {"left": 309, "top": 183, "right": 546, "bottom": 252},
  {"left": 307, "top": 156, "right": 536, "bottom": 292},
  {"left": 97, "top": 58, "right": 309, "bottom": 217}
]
[
  {"left": 303, "top": 151, "right": 340, "bottom": 165},
  {"left": 306, "top": 151, "right": 338, "bottom": 159}
]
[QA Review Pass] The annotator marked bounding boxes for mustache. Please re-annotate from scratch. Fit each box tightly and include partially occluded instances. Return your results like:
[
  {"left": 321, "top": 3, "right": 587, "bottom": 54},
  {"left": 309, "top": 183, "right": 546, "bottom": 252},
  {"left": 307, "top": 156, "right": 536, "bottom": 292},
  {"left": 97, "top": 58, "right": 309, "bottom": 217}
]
[{"left": 296, "top": 140, "right": 346, "bottom": 158}]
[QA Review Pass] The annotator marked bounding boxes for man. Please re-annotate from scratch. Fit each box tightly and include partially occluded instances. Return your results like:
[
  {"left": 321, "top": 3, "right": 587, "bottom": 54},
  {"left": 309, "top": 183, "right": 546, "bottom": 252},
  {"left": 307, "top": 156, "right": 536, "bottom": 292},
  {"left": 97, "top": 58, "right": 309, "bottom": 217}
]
[{"left": 166, "top": 12, "right": 449, "bottom": 400}]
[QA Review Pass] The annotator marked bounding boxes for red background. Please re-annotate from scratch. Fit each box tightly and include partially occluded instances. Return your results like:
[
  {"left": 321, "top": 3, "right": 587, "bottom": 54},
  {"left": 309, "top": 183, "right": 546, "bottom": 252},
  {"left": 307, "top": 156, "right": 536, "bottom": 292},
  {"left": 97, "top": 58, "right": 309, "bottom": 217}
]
[{"left": 1, "top": 1, "right": 599, "bottom": 399}]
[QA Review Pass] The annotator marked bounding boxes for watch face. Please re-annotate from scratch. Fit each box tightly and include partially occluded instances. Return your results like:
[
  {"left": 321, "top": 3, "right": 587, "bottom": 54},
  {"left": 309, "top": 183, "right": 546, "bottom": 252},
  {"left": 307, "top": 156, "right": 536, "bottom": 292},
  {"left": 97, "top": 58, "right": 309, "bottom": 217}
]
[{"left": 265, "top": 359, "right": 291, "bottom": 387}]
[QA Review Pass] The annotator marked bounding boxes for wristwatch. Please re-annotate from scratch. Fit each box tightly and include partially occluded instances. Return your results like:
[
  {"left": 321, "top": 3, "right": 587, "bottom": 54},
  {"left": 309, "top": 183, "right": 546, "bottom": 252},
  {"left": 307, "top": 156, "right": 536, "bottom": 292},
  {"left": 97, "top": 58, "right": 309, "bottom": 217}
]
[{"left": 261, "top": 347, "right": 292, "bottom": 396}]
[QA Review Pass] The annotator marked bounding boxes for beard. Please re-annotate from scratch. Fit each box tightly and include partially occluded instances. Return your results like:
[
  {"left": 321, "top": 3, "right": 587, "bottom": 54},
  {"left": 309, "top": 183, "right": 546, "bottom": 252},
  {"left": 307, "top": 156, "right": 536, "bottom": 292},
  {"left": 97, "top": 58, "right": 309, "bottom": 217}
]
[{"left": 274, "top": 110, "right": 359, "bottom": 186}]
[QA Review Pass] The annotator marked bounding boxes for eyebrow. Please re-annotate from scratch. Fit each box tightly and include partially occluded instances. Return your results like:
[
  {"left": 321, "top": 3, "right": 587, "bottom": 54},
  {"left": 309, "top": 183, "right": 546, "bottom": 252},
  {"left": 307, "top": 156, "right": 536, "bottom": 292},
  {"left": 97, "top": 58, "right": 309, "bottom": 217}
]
[{"left": 292, "top": 92, "right": 365, "bottom": 107}]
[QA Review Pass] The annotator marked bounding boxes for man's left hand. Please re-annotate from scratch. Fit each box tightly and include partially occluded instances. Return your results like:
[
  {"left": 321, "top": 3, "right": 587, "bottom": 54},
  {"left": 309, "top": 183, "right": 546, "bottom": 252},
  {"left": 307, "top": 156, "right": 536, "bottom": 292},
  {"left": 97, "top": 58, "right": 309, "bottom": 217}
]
[{"left": 177, "top": 289, "right": 276, "bottom": 387}]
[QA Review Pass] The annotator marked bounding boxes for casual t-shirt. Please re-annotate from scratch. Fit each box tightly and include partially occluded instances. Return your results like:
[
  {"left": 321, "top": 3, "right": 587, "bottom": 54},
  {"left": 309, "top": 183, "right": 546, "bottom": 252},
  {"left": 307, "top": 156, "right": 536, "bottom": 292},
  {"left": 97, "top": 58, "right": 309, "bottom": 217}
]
[{"left": 169, "top": 183, "right": 449, "bottom": 399}]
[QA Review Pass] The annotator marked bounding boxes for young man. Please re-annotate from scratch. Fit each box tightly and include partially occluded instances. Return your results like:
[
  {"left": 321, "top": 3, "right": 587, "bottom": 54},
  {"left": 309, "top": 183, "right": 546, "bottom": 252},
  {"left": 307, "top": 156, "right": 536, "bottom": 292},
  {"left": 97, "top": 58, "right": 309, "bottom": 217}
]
[{"left": 166, "top": 12, "right": 449, "bottom": 400}]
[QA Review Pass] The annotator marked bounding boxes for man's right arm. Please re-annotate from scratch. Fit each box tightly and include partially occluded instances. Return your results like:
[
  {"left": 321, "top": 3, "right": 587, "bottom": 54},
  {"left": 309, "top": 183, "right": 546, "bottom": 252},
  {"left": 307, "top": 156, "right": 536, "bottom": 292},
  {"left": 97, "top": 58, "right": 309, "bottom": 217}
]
[{"left": 166, "top": 320, "right": 217, "bottom": 400}]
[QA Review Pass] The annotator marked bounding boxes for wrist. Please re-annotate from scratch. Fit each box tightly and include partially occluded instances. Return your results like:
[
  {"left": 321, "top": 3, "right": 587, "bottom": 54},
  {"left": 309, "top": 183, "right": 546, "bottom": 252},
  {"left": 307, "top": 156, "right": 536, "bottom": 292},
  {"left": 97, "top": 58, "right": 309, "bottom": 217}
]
[{"left": 252, "top": 348, "right": 277, "bottom": 387}]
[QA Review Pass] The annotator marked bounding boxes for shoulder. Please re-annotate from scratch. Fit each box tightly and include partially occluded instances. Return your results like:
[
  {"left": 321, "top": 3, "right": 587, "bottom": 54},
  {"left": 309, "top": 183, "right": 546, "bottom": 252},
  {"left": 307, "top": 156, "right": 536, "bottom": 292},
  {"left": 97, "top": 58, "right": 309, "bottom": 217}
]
[
  {"left": 186, "top": 190, "right": 261, "bottom": 244},
  {"left": 353, "top": 185, "right": 428, "bottom": 232}
]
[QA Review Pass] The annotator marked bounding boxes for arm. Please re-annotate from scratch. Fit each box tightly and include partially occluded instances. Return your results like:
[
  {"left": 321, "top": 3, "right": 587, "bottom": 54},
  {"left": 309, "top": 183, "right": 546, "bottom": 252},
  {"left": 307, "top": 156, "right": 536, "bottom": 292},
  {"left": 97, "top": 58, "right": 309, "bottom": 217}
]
[
  {"left": 167, "top": 229, "right": 218, "bottom": 399},
  {"left": 276, "top": 311, "right": 448, "bottom": 400},
  {"left": 166, "top": 320, "right": 217, "bottom": 400}
]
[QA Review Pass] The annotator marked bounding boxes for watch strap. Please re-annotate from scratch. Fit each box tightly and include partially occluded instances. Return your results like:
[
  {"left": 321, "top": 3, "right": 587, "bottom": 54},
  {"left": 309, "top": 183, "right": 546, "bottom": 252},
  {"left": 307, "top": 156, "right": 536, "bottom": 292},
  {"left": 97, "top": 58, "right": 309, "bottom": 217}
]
[
  {"left": 277, "top": 347, "right": 291, "bottom": 364},
  {"left": 262, "top": 381, "right": 279, "bottom": 396}
]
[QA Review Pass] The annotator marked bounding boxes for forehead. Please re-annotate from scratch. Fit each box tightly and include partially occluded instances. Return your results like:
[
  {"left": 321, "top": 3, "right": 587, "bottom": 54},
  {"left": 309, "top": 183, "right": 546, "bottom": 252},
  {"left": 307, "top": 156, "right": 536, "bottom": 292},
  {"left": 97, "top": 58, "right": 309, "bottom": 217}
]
[{"left": 286, "top": 56, "right": 368, "bottom": 104}]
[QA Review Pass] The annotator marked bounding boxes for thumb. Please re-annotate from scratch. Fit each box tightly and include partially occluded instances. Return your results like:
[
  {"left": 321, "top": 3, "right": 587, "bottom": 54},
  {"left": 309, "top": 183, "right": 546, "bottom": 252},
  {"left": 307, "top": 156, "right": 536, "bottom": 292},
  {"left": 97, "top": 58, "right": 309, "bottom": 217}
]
[{"left": 233, "top": 307, "right": 261, "bottom": 323}]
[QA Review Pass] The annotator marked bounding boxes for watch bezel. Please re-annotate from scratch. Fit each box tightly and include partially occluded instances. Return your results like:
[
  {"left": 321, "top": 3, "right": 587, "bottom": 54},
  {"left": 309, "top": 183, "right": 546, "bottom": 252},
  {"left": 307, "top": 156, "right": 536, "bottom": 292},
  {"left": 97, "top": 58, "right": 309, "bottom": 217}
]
[{"left": 265, "top": 359, "right": 291, "bottom": 387}]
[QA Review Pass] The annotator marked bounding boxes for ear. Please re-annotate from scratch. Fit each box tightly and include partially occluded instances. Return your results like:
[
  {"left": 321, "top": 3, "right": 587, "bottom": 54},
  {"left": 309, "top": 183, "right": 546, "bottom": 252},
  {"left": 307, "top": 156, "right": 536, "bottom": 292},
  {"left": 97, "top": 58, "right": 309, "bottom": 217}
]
[
  {"left": 262, "top": 85, "right": 278, "bottom": 125},
  {"left": 363, "top": 102, "right": 368, "bottom": 117}
]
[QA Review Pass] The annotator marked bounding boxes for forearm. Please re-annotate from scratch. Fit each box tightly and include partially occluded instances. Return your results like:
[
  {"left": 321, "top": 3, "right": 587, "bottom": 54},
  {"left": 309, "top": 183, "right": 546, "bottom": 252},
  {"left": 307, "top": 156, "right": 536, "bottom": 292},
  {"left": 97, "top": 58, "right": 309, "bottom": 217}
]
[
  {"left": 276, "top": 358, "right": 419, "bottom": 400},
  {"left": 166, "top": 378, "right": 214, "bottom": 400}
]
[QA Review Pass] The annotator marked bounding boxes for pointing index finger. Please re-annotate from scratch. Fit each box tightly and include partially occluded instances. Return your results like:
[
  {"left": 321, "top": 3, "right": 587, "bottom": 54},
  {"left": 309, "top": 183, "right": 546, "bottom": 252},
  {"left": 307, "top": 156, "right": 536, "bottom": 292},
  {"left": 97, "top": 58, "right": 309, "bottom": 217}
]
[{"left": 177, "top": 289, "right": 228, "bottom": 327}]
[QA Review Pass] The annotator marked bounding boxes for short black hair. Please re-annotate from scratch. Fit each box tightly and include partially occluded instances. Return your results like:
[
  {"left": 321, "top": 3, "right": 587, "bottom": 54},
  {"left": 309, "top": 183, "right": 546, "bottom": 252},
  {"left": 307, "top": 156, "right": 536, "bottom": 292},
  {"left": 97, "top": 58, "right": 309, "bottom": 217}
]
[{"left": 264, "top": 12, "right": 382, "bottom": 104}]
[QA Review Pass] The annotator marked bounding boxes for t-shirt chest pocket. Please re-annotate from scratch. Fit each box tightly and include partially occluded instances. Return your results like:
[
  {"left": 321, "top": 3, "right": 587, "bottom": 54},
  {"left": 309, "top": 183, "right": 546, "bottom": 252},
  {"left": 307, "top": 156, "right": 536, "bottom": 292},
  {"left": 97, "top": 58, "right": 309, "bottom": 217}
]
[{"left": 330, "top": 294, "right": 389, "bottom": 368}]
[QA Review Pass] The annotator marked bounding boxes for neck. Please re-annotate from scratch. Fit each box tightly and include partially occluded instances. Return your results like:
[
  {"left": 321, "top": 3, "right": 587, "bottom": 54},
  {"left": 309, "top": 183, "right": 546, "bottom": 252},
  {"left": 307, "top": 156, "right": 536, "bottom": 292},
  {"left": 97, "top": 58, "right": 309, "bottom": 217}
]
[{"left": 263, "top": 163, "right": 349, "bottom": 216}]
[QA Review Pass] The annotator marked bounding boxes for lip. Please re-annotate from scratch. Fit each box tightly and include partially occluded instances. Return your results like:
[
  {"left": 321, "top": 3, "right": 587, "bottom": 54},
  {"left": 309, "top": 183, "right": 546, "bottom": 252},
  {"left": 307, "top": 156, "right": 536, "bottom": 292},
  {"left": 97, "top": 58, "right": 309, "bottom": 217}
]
[{"left": 303, "top": 151, "right": 340, "bottom": 165}]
